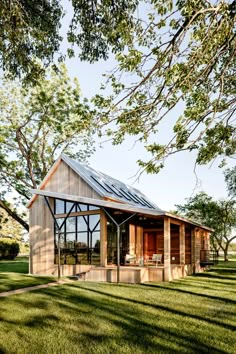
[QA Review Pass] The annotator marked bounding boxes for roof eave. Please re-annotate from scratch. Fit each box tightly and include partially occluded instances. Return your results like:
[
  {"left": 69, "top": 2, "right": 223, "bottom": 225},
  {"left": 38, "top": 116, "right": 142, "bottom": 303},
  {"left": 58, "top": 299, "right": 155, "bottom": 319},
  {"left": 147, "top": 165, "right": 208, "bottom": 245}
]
[
  {"left": 28, "top": 189, "right": 213, "bottom": 231},
  {"left": 164, "top": 212, "right": 214, "bottom": 232}
]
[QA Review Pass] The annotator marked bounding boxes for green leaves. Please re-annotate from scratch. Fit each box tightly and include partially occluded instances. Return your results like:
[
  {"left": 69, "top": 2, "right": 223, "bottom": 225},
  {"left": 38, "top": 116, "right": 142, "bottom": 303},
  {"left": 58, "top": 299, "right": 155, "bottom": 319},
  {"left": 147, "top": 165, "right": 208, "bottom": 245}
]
[
  {"left": 176, "top": 191, "right": 236, "bottom": 256},
  {"left": 0, "top": 64, "right": 94, "bottom": 230},
  {"left": 0, "top": 0, "right": 63, "bottom": 81},
  {"left": 68, "top": 0, "right": 139, "bottom": 62},
  {"left": 89, "top": 0, "right": 236, "bottom": 173},
  {"left": 225, "top": 167, "right": 236, "bottom": 198}
]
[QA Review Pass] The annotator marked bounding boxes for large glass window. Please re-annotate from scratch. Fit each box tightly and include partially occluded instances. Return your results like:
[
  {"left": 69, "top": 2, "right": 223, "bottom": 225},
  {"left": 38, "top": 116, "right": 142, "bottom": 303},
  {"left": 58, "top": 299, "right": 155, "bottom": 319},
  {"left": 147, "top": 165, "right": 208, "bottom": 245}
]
[
  {"left": 55, "top": 200, "right": 65, "bottom": 214},
  {"left": 107, "top": 221, "right": 129, "bottom": 265},
  {"left": 54, "top": 199, "right": 100, "bottom": 265}
]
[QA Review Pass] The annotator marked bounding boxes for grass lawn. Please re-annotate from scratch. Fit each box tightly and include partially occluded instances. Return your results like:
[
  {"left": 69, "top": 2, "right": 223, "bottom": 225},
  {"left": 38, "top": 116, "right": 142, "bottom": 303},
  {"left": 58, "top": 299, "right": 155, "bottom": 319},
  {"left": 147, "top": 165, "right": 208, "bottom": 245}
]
[
  {"left": 0, "top": 257, "right": 55, "bottom": 293},
  {"left": 0, "top": 259, "right": 236, "bottom": 353}
]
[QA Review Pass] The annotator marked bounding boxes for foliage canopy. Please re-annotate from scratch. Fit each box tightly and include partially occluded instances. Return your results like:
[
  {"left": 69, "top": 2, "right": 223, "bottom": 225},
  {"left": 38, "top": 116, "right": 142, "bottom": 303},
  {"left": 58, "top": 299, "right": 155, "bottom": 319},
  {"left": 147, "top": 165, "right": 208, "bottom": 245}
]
[
  {"left": 0, "top": 64, "right": 94, "bottom": 230},
  {"left": 1, "top": 1, "right": 235, "bottom": 172},
  {"left": 90, "top": 0, "right": 236, "bottom": 172},
  {"left": 0, "top": 0, "right": 63, "bottom": 81},
  {"left": 176, "top": 192, "right": 236, "bottom": 260}
]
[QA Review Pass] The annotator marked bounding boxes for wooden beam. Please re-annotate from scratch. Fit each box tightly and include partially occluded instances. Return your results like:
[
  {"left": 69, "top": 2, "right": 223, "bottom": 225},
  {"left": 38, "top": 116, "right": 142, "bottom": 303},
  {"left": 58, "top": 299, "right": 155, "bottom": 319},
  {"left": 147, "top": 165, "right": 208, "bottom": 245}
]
[
  {"left": 180, "top": 223, "right": 185, "bottom": 265},
  {"left": 100, "top": 210, "right": 107, "bottom": 267},
  {"left": 164, "top": 217, "right": 171, "bottom": 281},
  {"left": 54, "top": 209, "right": 100, "bottom": 218},
  {"left": 103, "top": 197, "right": 125, "bottom": 204},
  {"left": 170, "top": 218, "right": 182, "bottom": 226}
]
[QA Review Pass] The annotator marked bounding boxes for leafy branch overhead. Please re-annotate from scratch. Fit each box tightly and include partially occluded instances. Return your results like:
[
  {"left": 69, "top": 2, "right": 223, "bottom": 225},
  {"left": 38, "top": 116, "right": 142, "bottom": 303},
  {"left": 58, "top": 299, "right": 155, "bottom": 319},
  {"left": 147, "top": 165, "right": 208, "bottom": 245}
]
[
  {"left": 0, "top": 0, "right": 63, "bottom": 81},
  {"left": 0, "top": 1, "right": 235, "bottom": 175},
  {"left": 0, "top": 64, "right": 94, "bottom": 230},
  {"left": 88, "top": 0, "right": 236, "bottom": 172}
]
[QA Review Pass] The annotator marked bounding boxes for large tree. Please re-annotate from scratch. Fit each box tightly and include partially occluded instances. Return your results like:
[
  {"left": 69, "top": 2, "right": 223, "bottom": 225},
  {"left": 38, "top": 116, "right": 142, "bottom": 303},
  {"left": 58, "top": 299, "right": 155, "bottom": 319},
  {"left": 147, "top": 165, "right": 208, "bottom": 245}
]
[
  {"left": 89, "top": 0, "right": 236, "bottom": 173},
  {"left": 0, "top": 64, "right": 94, "bottom": 231},
  {"left": 1, "top": 1, "right": 235, "bottom": 172},
  {"left": 176, "top": 192, "right": 236, "bottom": 261}
]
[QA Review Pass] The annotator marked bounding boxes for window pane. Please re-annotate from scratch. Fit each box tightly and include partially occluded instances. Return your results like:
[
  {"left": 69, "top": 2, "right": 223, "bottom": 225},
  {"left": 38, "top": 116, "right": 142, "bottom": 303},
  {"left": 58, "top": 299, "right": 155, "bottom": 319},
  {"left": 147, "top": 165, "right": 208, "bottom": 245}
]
[
  {"left": 77, "top": 232, "right": 88, "bottom": 248},
  {"left": 65, "top": 254, "right": 76, "bottom": 265},
  {"left": 55, "top": 199, "right": 64, "bottom": 214},
  {"left": 56, "top": 218, "right": 65, "bottom": 232},
  {"left": 55, "top": 233, "right": 65, "bottom": 248},
  {"left": 89, "top": 214, "right": 100, "bottom": 231},
  {"left": 77, "top": 216, "right": 88, "bottom": 232},
  {"left": 77, "top": 203, "right": 88, "bottom": 211},
  {"left": 89, "top": 205, "right": 100, "bottom": 211},
  {"left": 66, "top": 217, "right": 76, "bottom": 233},
  {"left": 76, "top": 232, "right": 89, "bottom": 265},
  {"left": 92, "top": 231, "right": 100, "bottom": 249},
  {"left": 66, "top": 202, "right": 76, "bottom": 213},
  {"left": 66, "top": 233, "right": 76, "bottom": 244}
]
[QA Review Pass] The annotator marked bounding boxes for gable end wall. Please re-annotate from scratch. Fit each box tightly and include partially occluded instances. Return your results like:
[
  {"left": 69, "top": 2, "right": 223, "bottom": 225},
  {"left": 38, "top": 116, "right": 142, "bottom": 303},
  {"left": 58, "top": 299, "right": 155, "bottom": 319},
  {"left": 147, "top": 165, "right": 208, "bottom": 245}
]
[{"left": 30, "top": 161, "right": 102, "bottom": 275}]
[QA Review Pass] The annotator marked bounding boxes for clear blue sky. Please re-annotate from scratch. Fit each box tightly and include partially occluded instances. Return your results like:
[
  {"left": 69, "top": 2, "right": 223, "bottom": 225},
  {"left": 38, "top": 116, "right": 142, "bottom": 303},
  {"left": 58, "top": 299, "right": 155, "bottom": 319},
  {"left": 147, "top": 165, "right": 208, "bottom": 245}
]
[{"left": 59, "top": 0, "right": 234, "bottom": 211}]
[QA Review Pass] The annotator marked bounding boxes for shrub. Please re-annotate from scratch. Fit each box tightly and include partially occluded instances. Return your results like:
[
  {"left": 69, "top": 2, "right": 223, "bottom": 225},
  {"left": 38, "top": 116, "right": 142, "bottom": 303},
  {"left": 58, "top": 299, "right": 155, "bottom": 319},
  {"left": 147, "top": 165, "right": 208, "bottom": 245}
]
[{"left": 0, "top": 239, "right": 20, "bottom": 259}]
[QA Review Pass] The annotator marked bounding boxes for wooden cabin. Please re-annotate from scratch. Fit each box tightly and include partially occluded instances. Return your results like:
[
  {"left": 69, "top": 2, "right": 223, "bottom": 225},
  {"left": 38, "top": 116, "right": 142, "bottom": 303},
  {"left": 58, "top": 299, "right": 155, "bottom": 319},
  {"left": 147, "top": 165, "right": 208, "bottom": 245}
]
[{"left": 27, "top": 154, "right": 212, "bottom": 283}]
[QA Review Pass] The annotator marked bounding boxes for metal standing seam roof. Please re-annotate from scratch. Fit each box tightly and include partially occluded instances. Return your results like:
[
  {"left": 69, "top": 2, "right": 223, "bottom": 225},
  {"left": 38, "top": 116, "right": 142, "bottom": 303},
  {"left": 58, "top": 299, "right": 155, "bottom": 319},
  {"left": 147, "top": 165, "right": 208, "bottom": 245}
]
[{"left": 61, "top": 154, "right": 162, "bottom": 211}]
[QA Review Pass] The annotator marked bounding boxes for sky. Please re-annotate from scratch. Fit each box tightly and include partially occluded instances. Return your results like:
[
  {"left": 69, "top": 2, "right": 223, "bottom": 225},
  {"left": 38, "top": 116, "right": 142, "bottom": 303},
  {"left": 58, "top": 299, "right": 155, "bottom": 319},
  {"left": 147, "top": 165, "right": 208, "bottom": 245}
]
[{"left": 58, "top": 0, "right": 234, "bottom": 211}]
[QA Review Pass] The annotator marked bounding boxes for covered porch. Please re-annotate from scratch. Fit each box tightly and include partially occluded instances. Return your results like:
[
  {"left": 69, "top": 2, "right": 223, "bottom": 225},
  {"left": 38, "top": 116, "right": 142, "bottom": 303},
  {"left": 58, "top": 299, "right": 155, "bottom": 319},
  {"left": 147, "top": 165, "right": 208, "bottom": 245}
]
[{"left": 29, "top": 189, "right": 211, "bottom": 283}]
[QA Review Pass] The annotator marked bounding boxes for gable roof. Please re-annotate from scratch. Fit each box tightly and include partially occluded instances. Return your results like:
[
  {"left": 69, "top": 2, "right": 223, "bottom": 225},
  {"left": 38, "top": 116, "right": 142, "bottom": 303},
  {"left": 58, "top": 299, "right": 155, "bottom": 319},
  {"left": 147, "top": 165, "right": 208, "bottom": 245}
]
[
  {"left": 62, "top": 154, "right": 160, "bottom": 210},
  {"left": 27, "top": 154, "right": 163, "bottom": 211}
]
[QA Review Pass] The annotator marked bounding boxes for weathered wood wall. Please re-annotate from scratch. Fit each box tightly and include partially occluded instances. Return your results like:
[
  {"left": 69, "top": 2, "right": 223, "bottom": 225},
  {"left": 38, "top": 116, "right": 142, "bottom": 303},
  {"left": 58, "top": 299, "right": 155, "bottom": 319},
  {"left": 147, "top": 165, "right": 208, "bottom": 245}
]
[
  {"left": 30, "top": 160, "right": 102, "bottom": 275},
  {"left": 185, "top": 227, "right": 192, "bottom": 264},
  {"left": 170, "top": 224, "right": 180, "bottom": 264}
]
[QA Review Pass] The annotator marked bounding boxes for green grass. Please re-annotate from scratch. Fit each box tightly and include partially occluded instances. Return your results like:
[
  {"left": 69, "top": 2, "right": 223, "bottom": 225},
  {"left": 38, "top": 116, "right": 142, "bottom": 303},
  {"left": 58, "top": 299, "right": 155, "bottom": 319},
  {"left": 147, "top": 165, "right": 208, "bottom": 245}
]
[
  {"left": 0, "top": 257, "right": 29, "bottom": 273},
  {"left": 0, "top": 257, "right": 55, "bottom": 293},
  {"left": 0, "top": 259, "right": 236, "bottom": 353}
]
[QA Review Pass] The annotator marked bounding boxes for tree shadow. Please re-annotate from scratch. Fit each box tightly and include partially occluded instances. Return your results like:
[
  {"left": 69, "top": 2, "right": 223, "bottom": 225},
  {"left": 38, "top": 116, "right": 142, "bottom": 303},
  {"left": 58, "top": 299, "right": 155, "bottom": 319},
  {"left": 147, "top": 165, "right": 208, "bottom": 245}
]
[
  {"left": 140, "top": 283, "right": 236, "bottom": 305},
  {"left": 62, "top": 283, "right": 236, "bottom": 331},
  {"left": 0, "top": 281, "right": 235, "bottom": 353}
]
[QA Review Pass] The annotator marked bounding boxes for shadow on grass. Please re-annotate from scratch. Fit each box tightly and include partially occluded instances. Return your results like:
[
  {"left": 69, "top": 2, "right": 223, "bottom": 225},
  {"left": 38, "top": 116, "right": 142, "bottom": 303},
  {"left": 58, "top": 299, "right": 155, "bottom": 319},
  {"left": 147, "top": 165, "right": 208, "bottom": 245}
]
[
  {"left": 194, "top": 272, "right": 236, "bottom": 282},
  {"left": 65, "top": 284, "right": 236, "bottom": 332},
  {"left": 0, "top": 259, "right": 235, "bottom": 353},
  {"left": 0, "top": 284, "right": 230, "bottom": 354},
  {"left": 140, "top": 283, "right": 236, "bottom": 305}
]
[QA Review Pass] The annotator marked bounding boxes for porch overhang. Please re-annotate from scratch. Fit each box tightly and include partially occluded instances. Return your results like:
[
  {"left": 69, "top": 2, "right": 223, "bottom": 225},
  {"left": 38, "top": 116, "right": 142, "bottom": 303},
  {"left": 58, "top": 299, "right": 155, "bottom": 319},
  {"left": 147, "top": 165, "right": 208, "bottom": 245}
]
[{"left": 28, "top": 189, "right": 213, "bottom": 232}]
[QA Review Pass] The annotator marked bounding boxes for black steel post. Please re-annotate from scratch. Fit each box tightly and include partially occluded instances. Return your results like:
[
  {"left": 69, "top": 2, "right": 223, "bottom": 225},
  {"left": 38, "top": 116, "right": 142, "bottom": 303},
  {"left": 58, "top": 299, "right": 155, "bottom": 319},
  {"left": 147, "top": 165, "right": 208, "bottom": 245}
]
[
  {"left": 101, "top": 208, "right": 136, "bottom": 284},
  {"left": 58, "top": 231, "right": 61, "bottom": 280}
]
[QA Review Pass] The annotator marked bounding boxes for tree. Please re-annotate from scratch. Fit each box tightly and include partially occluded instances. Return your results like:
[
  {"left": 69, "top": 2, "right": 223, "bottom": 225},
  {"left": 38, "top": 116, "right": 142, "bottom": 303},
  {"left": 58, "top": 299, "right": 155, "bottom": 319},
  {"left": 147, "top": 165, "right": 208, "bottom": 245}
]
[
  {"left": 225, "top": 167, "right": 236, "bottom": 198},
  {"left": 1, "top": 1, "right": 235, "bottom": 172},
  {"left": 0, "top": 0, "right": 138, "bottom": 81},
  {"left": 0, "top": 64, "right": 94, "bottom": 231},
  {"left": 0, "top": 208, "right": 24, "bottom": 242},
  {"left": 0, "top": 0, "right": 63, "bottom": 81},
  {"left": 86, "top": 0, "right": 236, "bottom": 173},
  {"left": 176, "top": 192, "right": 236, "bottom": 261}
]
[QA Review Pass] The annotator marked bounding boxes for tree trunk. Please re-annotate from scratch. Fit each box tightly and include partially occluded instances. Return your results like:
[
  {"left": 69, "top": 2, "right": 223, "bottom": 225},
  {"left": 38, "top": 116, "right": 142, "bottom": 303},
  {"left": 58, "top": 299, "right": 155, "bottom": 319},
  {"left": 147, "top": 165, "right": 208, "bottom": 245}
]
[
  {"left": 223, "top": 244, "right": 229, "bottom": 262},
  {"left": 0, "top": 200, "right": 29, "bottom": 232}
]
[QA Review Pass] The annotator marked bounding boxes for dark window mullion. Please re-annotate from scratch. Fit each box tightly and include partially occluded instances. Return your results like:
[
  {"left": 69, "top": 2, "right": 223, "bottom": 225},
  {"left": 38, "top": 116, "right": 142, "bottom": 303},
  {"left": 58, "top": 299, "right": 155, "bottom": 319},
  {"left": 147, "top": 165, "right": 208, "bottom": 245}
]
[
  {"left": 87, "top": 215, "right": 90, "bottom": 263},
  {"left": 76, "top": 214, "right": 78, "bottom": 242}
]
